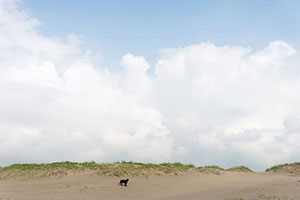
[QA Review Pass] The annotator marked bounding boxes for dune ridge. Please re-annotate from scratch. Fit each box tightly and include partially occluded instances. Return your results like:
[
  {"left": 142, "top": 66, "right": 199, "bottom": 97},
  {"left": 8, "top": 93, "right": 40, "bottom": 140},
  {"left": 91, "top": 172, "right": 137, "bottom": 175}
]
[
  {"left": 1, "top": 162, "right": 300, "bottom": 200},
  {"left": 0, "top": 161, "right": 253, "bottom": 180}
]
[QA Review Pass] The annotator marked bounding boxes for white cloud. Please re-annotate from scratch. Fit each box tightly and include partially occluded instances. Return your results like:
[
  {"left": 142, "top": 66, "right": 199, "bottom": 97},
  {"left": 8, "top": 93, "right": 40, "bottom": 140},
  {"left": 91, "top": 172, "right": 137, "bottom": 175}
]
[
  {"left": 0, "top": 0, "right": 172, "bottom": 165},
  {"left": 1, "top": 0, "right": 300, "bottom": 171},
  {"left": 120, "top": 53, "right": 153, "bottom": 95},
  {"left": 154, "top": 41, "right": 300, "bottom": 170}
]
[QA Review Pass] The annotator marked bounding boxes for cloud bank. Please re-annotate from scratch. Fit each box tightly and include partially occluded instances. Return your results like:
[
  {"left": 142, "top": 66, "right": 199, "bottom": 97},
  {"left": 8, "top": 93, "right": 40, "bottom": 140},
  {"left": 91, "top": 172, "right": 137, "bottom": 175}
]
[{"left": 1, "top": 0, "right": 300, "bottom": 170}]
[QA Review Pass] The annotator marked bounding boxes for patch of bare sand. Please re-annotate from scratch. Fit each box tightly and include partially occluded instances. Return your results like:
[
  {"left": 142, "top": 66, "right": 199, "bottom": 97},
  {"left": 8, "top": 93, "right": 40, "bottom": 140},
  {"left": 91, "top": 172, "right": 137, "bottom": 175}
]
[{"left": 0, "top": 171, "right": 300, "bottom": 200}]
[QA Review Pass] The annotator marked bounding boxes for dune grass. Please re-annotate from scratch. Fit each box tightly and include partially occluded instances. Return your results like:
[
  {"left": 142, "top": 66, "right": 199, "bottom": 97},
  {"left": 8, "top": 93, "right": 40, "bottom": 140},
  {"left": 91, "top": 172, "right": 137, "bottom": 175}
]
[
  {"left": 203, "top": 165, "right": 225, "bottom": 170},
  {"left": 0, "top": 161, "right": 199, "bottom": 179},
  {"left": 5, "top": 161, "right": 99, "bottom": 170},
  {"left": 0, "top": 161, "right": 102, "bottom": 180},
  {"left": 0, "top": 161, "right": 255, "bottom": 180},
  {"left": 5, "top": 160, "right": 300, "bottom": 179},
  {"left": 199, "top": 165, "right": 253, "bottom": 173},
  {"left": 265, "top": 163, "right": 289, "bottom": 172},
  {"left": 159, "top": 162, "right": 195, "bottom": 168},
  {"left": 265, "top": 162, "right": 300, "bottom": 172},
  {"left": 227, "top": 166, "right": 253, "bottom": 172}
]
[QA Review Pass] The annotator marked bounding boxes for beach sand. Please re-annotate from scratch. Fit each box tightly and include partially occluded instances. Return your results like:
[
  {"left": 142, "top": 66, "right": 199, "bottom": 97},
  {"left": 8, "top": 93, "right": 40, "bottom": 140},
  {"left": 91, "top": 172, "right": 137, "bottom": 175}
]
[{"left": 0, "top": 171, "right": 300, "bottom": 200}]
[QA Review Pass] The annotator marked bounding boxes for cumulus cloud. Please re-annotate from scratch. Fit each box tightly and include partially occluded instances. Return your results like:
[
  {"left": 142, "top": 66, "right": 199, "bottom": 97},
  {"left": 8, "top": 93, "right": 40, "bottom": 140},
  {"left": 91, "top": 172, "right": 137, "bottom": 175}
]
[
  {"left": 1, "top": 0, "right": 300, "bottom": 171},
  {"left": 154, "top": 41, "right": 300, "bottom": 170},
  {"left": 0, "top": 0, "right": 172, "bottom": 165}
]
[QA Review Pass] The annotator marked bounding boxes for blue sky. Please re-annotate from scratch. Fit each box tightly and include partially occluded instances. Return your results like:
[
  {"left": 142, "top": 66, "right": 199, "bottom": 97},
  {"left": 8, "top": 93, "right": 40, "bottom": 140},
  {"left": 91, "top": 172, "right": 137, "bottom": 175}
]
[{"left": 19, "top": 0, "right": 300, "bottom": 69}]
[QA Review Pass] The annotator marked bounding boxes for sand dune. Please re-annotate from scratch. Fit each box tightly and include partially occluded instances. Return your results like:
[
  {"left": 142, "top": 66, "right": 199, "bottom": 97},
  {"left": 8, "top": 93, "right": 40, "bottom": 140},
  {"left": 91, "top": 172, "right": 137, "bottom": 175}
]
[{"left": 0, "top": 171, "right": 300, "bottom": 200}]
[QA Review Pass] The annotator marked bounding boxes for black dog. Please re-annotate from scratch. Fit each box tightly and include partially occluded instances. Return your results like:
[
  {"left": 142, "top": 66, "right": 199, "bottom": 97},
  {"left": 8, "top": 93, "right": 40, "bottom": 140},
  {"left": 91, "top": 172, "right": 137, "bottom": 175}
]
[{"left": 119, "top": 178, "right": 129, "bottom": 186}]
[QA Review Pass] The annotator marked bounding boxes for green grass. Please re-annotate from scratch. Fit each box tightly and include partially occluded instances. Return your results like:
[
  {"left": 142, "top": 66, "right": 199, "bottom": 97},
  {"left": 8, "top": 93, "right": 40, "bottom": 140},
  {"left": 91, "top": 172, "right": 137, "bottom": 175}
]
[
  {"left": 203, "top": 165, "right": 224, "bottom": 170},
  {"left": 5, "top": 161, "right": 99, "bottom": 170},
  {"left": 159, "top": 162, "right": 195, "bottom": 168},
  {"left": 0, "top": 161, "right": 199, "bottom": 180},
  {"left": 265, "top": 162, "right": 300, "bottom": 172},
  {"left": 0, "top": 161, "right": 256, "bottom": 180},
  {"left": 227, "top": 166, "right": 253, "bottom": 172},
  {"left": 265, "top": 163, "right": 289, "bottom": 172},
  {"left": 7, "top": 160, "right": 300, "bottom": 179},
  {"left": 0, "top": 161, "right": 104, "bottom": 180}
]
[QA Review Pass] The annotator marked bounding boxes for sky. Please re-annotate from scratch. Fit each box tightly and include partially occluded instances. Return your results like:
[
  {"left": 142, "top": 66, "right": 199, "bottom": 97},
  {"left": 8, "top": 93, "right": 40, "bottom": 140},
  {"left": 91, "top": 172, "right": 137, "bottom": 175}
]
[
  {"left": 18, "top": 0, "right": 300, "bottom": 69},
  {"left": 1, "top": 0, "right": 300, "bottom": 171}
]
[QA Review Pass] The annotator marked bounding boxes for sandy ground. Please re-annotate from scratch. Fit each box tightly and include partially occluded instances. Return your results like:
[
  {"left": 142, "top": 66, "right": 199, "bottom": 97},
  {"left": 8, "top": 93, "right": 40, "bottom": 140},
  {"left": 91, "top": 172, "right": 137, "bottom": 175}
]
[{"left": 0, "top": 171, "right": 300, "bottom": 200}]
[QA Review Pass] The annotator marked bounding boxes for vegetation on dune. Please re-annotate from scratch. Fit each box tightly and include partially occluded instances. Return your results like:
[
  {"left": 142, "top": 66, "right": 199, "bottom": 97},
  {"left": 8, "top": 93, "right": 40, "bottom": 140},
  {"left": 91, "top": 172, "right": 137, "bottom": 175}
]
[
  {"left": 0, "top": 161, "right": 256, "bottom": 180},
  {"left": 265, "top": 163, "right": 289, "bottom": 172},
  {"left": 4, "top": 160, "right": 300, "bottom": 179},
  {"left": 265, "top": 162, "right": 300, "bottom": 172},
  {"left": 0, "top": 161, "right": 199, "bottom": 180},
  {"left": 227, "top": 166, "right": 253, "bottom": 173},
  {"left": 203, "top": 165, "right": 224, "bottom": 170},
  {"left": 111, "top": 161, "right": 196, "bottom": 176},
  {"left": 0, "top": 161, "right": 101, "bottom": 180},
  {"left": 6, "top": 161, "right": 99, "bottom": 170},
  {"left": 199, "top": 165, "right": 253, "bottom": 173},
  {"left": 159, "top": 162, "right": 195, "bottom": 168}
]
